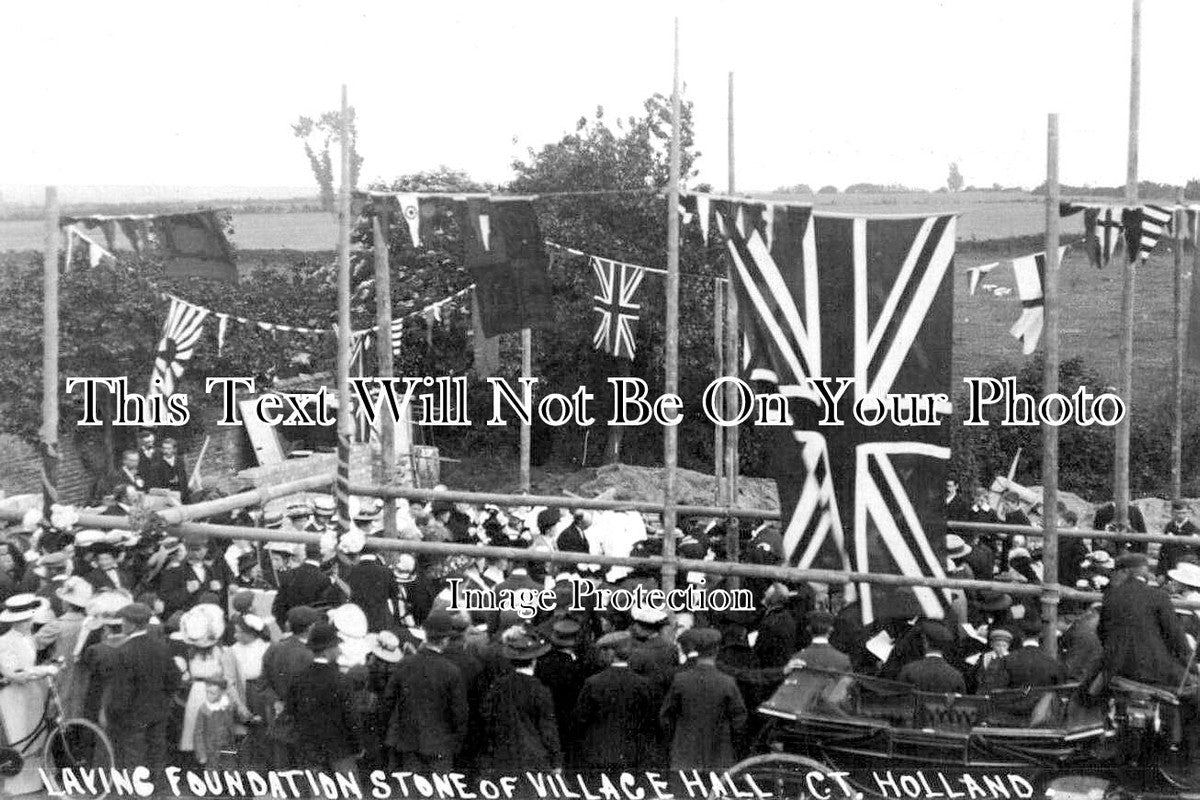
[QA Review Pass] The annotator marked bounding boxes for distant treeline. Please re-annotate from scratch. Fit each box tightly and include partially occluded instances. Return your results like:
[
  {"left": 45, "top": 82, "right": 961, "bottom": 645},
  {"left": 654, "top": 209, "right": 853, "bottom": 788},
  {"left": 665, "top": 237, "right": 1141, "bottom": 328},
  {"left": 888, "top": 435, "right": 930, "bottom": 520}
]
[
  {"left": 775, "top": 183, "right": 1026, "bottom": 195},
  {"left": 1031, "top": 179, "right": 1200, "bottom": 200},
  {"left": 0, "top": 196, "right": 324, "bottom": 221}
]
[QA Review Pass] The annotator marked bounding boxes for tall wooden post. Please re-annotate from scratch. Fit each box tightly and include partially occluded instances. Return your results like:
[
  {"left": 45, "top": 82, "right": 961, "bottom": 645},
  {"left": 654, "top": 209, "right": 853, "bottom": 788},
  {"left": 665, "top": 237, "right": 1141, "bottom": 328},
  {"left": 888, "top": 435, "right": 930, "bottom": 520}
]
[
  {"left": 41, "top": 187, "right": 60, "bottom": 521},
  {"left": 724, "top": 71, "right": 741, "bottom": 579},
  {"left": 1041, "top": 115, "right": 1061, "bottom": 655},
  {"left": 661, "top": 19, "right": 682, "bottom": 596},
  {"left": 713, "top": 278, "right": 725, "bottom": 502},
  {"left": 1173, "top": 191, "right": 1185, "bottom": 501},
  {"left": 1114, "top": 0, "right": 1141, "bottom": 527},
  {"left": 335, "top": 86, "right": 354, "bottom": 534},
  {"left": 520, "top": 328, "right": 532, "bottom": 492},
  {"left": 374, "top": 205, "right": 398, "bottom": 536}
]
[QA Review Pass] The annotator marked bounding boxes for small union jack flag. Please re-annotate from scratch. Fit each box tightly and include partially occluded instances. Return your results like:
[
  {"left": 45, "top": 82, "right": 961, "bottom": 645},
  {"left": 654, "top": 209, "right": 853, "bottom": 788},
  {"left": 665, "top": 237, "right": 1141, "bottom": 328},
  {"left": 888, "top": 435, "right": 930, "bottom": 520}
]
[
  {"left": 148, "top": 297, "right": 209, "bottom": 399},
  {"left": 592, "top": 257, "right": 645, "bottom": 360}
]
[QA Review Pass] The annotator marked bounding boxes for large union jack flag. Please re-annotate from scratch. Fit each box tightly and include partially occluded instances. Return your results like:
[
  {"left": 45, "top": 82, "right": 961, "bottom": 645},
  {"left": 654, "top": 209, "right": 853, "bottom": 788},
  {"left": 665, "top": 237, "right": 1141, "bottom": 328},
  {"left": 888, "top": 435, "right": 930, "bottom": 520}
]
[
  {"left": 148, "top": 296, "right": 209, "bottom": 400},
  {"left": 592, "top": 256, "right": 645, "bottom": 360},
  {"left": 718, "top": 201, "right": 957, "bottom": 621}
]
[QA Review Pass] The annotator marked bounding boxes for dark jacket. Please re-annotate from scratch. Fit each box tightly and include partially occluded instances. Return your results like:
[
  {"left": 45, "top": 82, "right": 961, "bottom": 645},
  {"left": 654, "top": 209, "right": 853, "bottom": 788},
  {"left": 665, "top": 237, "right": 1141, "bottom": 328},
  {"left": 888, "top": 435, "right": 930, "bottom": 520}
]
[
  {"left": 796, "top": 641, "right": 851, "bottom": 673},
  {"left": 480, "top": 670, "right": 561, "bottom": 772},
  {"left": 262, "top": 635, "right": 314, "bottom": 704},
  {"left": 574, "top": 664, "right": 657, "bottom": 771},
  {"left": 383, "top": 647, "right": 469, "bottom": 758},
  {"left": 84, "top": 567, "right": 136, "bottom": 594},
  {"left": 897, "top": 655, "right": 966, "bottom": 694},
  {"left": 945, "top": 493, "right": 972, "bottom": 522},
  {"left": 660, "top": 663, "right": 747, "bottom": 771},
  {"left": 980, "top": 644, "right": 1067, "bottom": 691},
  {"left": 754, "top": 607, "right": 801, "bottom": 669},
  {"left": 534, "top": 649, "right": 585, "bottom": 750},
  {"left": 158, "top": 561, "right": 224, "bottom": 619},
  {"left": 346, "top": 556, "right": 399, "bottom": 632},
  {"left": 272, "top": 561, "right": 339, "bottom": 621},
  {"left": 107, "top": 631, "right": 181, "bottom": 728},
  {"left": 147, "top": 454, "right": 190, "bottom": 502},
  {"left": 1157, "top": 519, "right": 1200, "bottom": 577},
  {"left": 1098, "top": 576, "right": 1191, "bottom": 686},
  {"left": 288, "top": 660, "right": 361, "bottom": 762},
  {"left": 629, "top": 635, "right": 679, "bottom": 702},
  {"left": 963, "top": 542, "right": 996, "bottom": 583}
]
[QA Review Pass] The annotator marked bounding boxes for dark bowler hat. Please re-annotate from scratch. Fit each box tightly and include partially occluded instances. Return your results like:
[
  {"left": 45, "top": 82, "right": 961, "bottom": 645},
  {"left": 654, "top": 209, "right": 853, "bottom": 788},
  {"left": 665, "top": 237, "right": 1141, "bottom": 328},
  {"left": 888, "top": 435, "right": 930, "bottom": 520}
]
[
  {"left": 307, "top": 622, "right": 342, "bottom": 652},
  {"left": 501, "top": 628, "right": 551, "bottom": 661},
  {"left": 550, "top": 618, "right": 581, "bottom": 648},
  {"left": 1115, "top": 552, "right": 1150, "bottom": 570},
  {"left": 116, "top": 602, "right": 153, "bottom": 626},
  {"left": 422, "top": 610, "right": 456, "bottom": 639}
]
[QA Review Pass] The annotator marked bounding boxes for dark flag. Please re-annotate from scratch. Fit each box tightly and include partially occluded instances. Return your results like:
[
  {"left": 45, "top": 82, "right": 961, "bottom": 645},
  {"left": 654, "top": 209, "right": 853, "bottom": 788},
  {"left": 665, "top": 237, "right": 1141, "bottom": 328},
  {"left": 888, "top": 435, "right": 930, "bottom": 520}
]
[
  {"left": 720, "top": 201, "right": 957, "bottom": 622},
  {"left": 155, "top": 211, "right": 238, "bottom": 282},
  {"left": 1123, "top": 204, "right": 1173, "bottom": 263},
  {"left": 459, "top": 199, "right": 552, "bottom": 337}
]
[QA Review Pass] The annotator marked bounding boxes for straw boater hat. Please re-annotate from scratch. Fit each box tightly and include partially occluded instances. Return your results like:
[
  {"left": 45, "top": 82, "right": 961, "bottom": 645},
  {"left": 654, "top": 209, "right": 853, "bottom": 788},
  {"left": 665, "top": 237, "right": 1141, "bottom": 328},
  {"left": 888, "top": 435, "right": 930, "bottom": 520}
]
[
  {"left": 312, "top": 496, "right": 337, "bottom": 516},
  {"left": 86, "top": 590, "right": 134, "bottom": 625},
  {"left": 1169, "top": 562, "right": 1200, "bottom": 590},
  {"left": 56, "top": 576, "right": 95, "bottom": 609},
  {"left": 372, "top": 630, "right": 403, "bottom": 663},
  {"left": 946, "top": 534, "right": 972, "bottom": 560},
  {"left": 0, "top": 594, "right": 44, "bottom": 623}
]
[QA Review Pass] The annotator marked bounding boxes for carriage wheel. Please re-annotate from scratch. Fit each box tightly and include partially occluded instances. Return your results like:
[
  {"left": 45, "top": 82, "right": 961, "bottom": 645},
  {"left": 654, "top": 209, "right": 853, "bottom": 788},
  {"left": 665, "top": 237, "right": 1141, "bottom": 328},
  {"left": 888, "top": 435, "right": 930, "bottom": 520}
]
[
  {"left": 43, "top": 718, "right": 116, "bottom": 797},
  {"left": 729, "top": 753, "right": 861, "bottom": 799}
]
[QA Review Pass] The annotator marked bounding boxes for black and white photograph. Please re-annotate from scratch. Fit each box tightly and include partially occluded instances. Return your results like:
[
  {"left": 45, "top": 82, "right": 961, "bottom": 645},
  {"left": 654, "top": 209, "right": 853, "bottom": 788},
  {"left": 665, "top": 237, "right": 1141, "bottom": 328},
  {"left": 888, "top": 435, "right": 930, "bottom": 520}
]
[{"left": 3, "top": 1, "right": 1200, "bottom": 798}]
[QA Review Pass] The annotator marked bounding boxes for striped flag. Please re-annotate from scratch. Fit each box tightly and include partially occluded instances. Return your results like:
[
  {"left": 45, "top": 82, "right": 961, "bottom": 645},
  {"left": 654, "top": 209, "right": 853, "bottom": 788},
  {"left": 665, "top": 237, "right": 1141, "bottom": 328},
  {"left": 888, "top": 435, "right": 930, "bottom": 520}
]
[
  {"left": 966, "top": 262, "right": 999, "bottom": 295},
  {"left": 149, "top": 297, "right": 209, "bottom": 399},
  {"left": 592, "top": 257, "right": 645, "bottom": 360},
  {"left": 1060, "top": 203, "right": 1123, "bottom": 268},
  {"left": 720, "top": 201, "right": 957, "bottom": 623},
  {"left": 1124, "top": 204, "right": 1173, "bottom": 262},
  {"left": 1008, "top": 246, "right": 1068, "bottom": 354}
]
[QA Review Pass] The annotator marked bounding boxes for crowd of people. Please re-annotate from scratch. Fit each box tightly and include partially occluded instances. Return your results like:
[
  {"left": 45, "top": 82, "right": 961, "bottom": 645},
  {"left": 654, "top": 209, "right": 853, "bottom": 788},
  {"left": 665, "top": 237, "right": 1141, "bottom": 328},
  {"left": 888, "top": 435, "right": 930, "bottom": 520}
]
[{"left": 1, "top": 453, "right": 1199, "bottom": 794}]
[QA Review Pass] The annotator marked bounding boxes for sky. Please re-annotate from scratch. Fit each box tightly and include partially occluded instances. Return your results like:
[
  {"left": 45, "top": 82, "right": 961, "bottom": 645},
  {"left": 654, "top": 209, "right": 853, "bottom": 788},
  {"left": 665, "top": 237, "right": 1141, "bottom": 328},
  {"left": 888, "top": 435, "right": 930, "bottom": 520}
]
[{"left": 2, "top": 0, "right": 1198, "bottom": 200}]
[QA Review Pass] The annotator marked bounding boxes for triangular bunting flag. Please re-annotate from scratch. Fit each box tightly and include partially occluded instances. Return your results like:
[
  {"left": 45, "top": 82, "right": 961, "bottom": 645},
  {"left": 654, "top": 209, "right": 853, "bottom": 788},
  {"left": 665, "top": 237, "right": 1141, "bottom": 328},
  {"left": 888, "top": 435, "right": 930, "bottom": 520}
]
[
  {"left": 966, "top": 262, "right": 999, "bottom": 295},
  {"left": 395, "top": 194, "right": 421, "bottom": 248}
]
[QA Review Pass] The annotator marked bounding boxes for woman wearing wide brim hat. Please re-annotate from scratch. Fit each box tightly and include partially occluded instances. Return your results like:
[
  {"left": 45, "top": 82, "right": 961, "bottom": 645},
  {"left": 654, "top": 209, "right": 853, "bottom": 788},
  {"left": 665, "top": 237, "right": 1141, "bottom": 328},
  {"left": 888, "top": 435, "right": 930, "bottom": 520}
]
[
  {"left": 0, "top": 594, "right": 58, "bottom": 795},
  {"left": 479, "top": 626, "right": 559, "bottom": 772},
  {"left": 47, "top": 577, "right": 93, "bottom": 719},
  {"left": 173, "top": 604, "right": 246, "bottom": 756}
]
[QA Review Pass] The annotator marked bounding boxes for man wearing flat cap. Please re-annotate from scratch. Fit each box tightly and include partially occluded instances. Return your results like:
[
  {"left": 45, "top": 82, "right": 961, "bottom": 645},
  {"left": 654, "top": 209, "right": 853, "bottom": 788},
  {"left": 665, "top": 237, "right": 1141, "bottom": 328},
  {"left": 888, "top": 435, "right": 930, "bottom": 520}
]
[
  {"left": 381, "top": 611, "right": 469, "bottom": 771},
  {"left": 574, "top": 629, "right": 658, "bottom": 771},
  {"left": 1098, "top": 552, "right": 1192, "bottom": 688},
  {"left": 660, "top": 628, "right": 747, "bottom": 771},
  {"left": 979, "top": 619, "right": 1066, "bottom": 695},
  {"left": 1158, "top": 501, "right": 1200, "bottom": 579},
  {"left": 107, "top": 603, "right": 181, "bottom": 770}
]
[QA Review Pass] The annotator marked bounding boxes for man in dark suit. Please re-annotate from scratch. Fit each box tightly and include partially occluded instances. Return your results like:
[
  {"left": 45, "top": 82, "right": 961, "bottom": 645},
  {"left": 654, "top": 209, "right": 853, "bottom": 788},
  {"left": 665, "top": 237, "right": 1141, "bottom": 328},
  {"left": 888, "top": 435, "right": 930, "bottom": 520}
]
[
  {"left": 574, "top": 631, "right": 658, "bottom": 771},
  {"left": 345, "top": 546, "right": 399, "bottom": 632},
  {"left": 263, "top": 606, "right": 319, "bottom": 768},
  {"left": 945, "top": 479, "right": 971, "bottom": 522},
  {"left": 1099, "top": 553, "right": 1192, "bottom": 687},
  {"left": 534, "top": 619, "right": 586, "bottom": 763},
  {"left": 1092, "top": 502, "right": 1148, "bottom": 553},
  {"left": 288, "top": 622, "right": 360, "bottom": 776},
  {"left": 1158, "top": 501, "right": 1200, "bottom": 578},
  {"left": 897, "top": 624, "right": 966, "bottom": 693},
  {"left": 382, "top": 611, "right": 469, "bottom": 771},
  {"left": 794, "top": 611, "right": 851, "bottom": 672},
  {"left": 107, "top": 603, "right": 181, "bottom": 771},
  {"left": 979, "top": 620, "right": 1067, "bottom": 691},
  {"left": 158, "top": 534, "right": 224, "bottom": 619},
  {"left": 272, "top": 543, "right": 342, "bottom": 622},
  {"left": 660, "top": 628, "right": 748, "bottom": 771},
  {"left": 110, "top": 449, "right": 146, "bottom": 495},
  {"left": 135, "top": 430, "right": 158, "bottom": 486},
  {"left": 149, "top": 437, "right": 191, "bottom": 502},
  {"left": 83, "top": 543, "right": 136, "bottom": 593}
]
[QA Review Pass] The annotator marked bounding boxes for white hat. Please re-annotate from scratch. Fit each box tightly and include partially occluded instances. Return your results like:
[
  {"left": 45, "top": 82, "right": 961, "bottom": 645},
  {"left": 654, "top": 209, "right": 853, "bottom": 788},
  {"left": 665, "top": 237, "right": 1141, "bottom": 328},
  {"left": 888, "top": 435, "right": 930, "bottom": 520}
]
[
  {"left": 632, "top": 605, "right": 668, "bottom": 626},
  {"left": 0, "top": 594, "right": 45, "bottom": 623},
  {"left": 946, "top": 534, "right": 971, "bottom": 560},
  {"left": 338, "top": 529, "right": 366, "bottom": 555},
  {"left": 56, "top": 576, "right": 95, "bottom": 609},
  {"left": 372, "top": 630, "right": 403, "bottom": 663},
  {"left": 328, "top": 603, "right": 368, "bottom": 640},
  {"left": 1169, "top": 562, "right": 1200, "bottom": 589}
]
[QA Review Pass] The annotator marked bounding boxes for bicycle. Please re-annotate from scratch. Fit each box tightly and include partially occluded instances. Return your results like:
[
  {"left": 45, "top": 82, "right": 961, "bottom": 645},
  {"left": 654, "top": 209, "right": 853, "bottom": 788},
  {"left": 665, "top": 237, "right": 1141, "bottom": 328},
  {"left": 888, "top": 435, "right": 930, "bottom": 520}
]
[{"left": 0, "top": 670, "right": 116, "bottom": 798}]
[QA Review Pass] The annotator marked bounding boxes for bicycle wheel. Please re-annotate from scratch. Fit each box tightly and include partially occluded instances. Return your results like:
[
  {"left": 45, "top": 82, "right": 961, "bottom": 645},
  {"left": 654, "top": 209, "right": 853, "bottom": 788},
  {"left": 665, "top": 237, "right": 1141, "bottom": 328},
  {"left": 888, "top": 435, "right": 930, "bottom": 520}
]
[{"left": 43, "top": 718, "right": 116, "bottom": 792}]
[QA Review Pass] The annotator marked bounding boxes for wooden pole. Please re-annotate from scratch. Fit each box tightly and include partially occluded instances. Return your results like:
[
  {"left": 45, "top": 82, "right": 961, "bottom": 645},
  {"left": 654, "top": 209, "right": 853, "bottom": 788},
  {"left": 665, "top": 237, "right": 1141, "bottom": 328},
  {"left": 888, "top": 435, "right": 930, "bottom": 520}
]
[
  {"left": 713, "top": 277, "right": 725, "bottom": 502},
  {"left": 335, "top": 86, "right": 354, "bottom": 534},
  {"left": 1173, "top": 190, "right": 1185, "bottom": 501},
  {"left": 41, "top": 187, "right": 60, "bottom": 521},
  {"left": 1114, "top": 0, "right": 1141, "bottom": 528},
  {"left": 520, "top": 328, "right": 532, "bottom": 492},
  {"left": 373, "top": 206, "right": 398, "bottom": 536},
  {"left": 1041, "top": 114, "right": 1061, "bottom": 656},
  {"left": 661, "top": 19, "right": 682, "bottom": 596},
  {"left": 724, "top": 70, "right": 741, "bottom": 581}
]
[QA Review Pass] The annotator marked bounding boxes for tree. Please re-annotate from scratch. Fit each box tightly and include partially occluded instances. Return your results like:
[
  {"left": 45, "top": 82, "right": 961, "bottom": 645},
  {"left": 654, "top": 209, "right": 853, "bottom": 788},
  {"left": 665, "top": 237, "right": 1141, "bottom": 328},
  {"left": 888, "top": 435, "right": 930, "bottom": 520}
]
[
  {"left": 947, "top": 162, "right": 964, "bottom": 193},
  {"left": 817, "top": 185, "right": 839, "bottom": 194},
  {"left": 293, "top": 109, "right": 364, "bottom": 211}
]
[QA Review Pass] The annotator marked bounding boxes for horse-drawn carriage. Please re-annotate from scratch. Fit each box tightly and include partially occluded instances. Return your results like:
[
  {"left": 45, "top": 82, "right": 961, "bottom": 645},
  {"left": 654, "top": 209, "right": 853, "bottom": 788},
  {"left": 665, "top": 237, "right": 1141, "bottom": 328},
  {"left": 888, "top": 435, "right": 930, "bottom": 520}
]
[{"left": 730, "top": 667, "right": 1196, "bottom": 799}]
